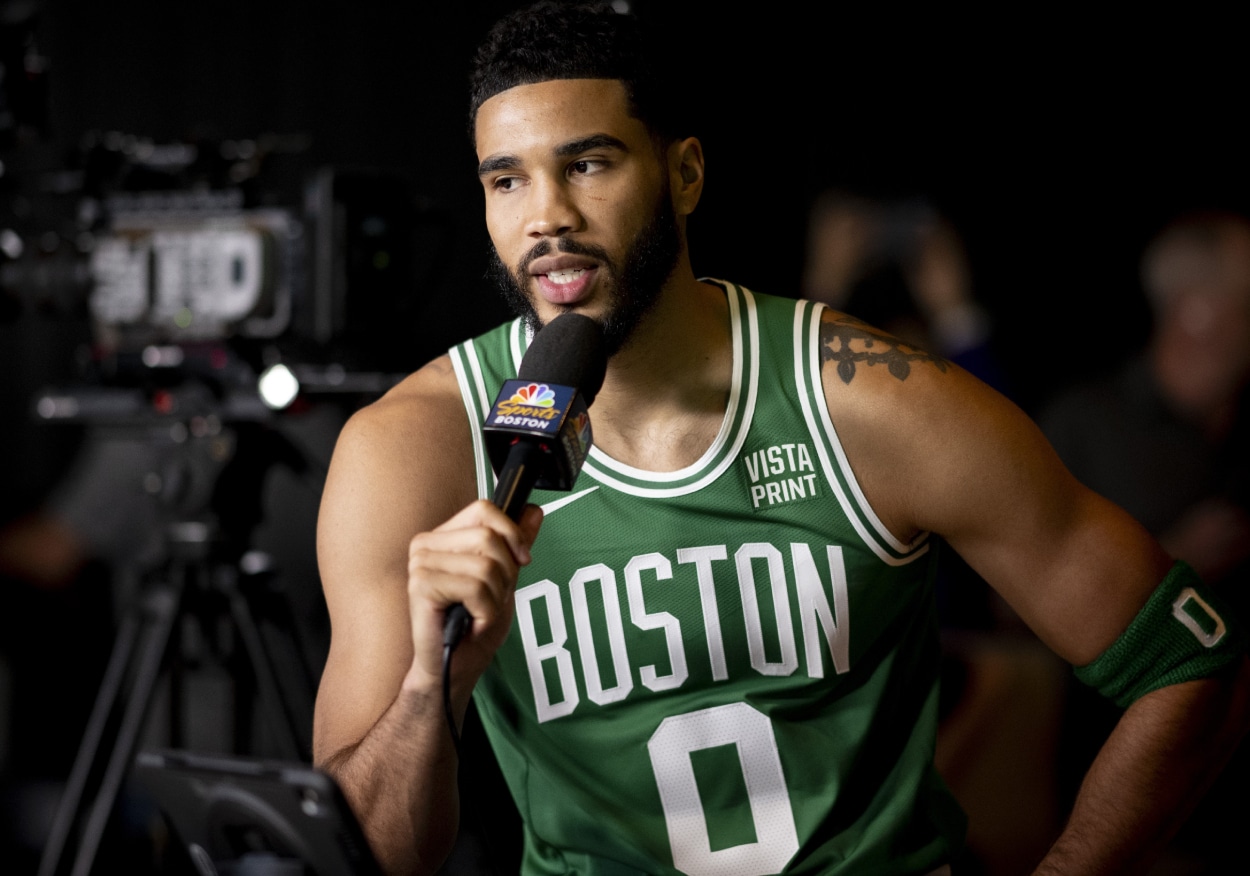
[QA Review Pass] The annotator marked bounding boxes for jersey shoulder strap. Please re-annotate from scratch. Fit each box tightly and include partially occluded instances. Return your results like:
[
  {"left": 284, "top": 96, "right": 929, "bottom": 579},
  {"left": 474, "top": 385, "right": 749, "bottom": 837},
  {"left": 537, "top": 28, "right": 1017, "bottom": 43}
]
[{"left": 449, "top": 317, "right": 527, "bottom": 500}]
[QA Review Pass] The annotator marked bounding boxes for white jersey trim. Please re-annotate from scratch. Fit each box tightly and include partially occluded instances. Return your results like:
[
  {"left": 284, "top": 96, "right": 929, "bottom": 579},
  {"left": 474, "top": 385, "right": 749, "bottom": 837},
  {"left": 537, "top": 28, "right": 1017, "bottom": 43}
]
[
  {"left": 449, "top": 340, "right": 494, "bottom": 500},
  {"left": 509, "top": 318, "right": 526, "bottom": 367},
  {"left": 578, "top": 282, "right": 759, "bottom": 497},
  {"left": 796, "top": 301, "right": 929, "bottom": 565}
]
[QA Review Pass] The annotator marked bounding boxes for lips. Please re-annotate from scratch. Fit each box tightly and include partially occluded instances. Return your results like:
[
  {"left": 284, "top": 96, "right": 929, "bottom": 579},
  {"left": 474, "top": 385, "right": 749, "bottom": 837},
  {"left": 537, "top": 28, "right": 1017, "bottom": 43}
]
[{"left": 528, "top": 254, "right": 600, "bottom": 305}]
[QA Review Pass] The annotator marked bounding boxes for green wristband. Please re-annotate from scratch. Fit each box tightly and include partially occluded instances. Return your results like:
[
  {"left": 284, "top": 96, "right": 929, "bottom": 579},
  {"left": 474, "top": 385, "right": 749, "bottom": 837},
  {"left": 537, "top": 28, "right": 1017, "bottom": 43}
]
[{"left": 1074, "top": 561, "right": 1246, "bottom": 707}]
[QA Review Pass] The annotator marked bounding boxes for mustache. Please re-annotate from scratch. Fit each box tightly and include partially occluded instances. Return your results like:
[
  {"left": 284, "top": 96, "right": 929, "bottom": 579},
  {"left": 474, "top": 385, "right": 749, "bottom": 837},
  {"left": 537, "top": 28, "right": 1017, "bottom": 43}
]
[{"left": 519, "top": 237, "right": 613, "bottom": 275}]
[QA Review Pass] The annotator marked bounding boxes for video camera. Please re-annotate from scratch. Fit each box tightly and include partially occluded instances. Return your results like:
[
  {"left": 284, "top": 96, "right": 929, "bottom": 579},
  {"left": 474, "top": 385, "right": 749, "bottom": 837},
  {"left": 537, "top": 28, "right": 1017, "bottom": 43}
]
[{"left": 1, "top": 129, "right": 446, "bottom": 422}]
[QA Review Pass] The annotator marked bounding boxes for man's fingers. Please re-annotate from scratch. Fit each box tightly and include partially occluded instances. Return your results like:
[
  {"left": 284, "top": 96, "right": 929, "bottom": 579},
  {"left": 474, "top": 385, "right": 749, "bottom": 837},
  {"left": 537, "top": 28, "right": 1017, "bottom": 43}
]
[
  {"left": 516, "top": 504, "right": 544, "bottom": 563},
  {"left": 431, "top": 499, "right": 543, "bottom": 565},
  {"left": 411, "top": 565, "right": 510, "bottom": 632},
  {"left": 410, "top": 522, "right": 518, "bottom": 578},
  {"left": 406, "top": 502, "right": 535, "bottom": 653}
]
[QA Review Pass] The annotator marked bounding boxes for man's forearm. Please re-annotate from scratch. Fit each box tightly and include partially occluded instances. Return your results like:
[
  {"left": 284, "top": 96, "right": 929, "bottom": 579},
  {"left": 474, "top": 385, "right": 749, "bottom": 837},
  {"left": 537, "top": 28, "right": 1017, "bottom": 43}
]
[
  {"left": 321, "top": 685, "right": 461, "bottom": 876},
  {"left": 1035, "top": 658, "right": 1250, "bottom": 874}
]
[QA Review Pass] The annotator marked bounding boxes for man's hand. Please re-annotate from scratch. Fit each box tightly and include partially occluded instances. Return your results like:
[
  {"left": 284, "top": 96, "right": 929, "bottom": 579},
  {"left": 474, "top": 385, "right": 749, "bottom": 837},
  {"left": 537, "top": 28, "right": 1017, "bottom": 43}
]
[{"left": 404, "top": 500, "right": 544, "bottom": 710}]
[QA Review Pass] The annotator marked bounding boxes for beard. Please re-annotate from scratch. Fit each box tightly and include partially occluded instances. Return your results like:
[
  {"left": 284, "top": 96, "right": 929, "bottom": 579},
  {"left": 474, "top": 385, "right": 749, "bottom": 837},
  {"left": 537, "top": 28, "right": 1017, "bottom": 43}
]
[{"left": 487, "top": 189, "right": 682, "bottom": 357}]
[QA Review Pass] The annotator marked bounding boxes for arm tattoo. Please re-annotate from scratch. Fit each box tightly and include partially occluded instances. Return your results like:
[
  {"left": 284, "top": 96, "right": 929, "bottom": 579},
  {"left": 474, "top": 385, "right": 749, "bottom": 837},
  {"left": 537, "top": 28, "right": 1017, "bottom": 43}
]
[{"left": 819, "top": 314, "right": 949, "bottom": 384}]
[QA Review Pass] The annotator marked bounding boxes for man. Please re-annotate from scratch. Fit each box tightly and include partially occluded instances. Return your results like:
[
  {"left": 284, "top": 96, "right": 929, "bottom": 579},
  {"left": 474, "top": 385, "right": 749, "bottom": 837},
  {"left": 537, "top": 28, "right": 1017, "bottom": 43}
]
[{"left": 312, "top": 4, "right": 1250, "bottom": 874}]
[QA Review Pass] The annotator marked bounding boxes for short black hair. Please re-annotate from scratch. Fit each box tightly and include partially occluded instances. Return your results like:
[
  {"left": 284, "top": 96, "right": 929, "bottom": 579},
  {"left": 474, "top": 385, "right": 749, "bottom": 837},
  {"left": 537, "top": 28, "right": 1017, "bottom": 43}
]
[{"left": 469, "top": 1, "right": 682, "bottom": 143}]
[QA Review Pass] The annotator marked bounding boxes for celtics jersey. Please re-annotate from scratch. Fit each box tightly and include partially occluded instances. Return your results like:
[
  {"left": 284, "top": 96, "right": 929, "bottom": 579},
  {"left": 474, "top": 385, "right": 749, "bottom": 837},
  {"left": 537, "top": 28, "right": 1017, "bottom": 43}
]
[{"left": 448, "top": 282, "right": 965, "bottom": 875}]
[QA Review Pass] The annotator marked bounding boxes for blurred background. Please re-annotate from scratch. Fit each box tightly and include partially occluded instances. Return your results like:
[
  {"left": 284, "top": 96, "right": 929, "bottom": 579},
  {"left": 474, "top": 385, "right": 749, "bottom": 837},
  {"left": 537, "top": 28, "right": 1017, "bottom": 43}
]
[{"left": 1, "top": 1, "right": 1247, "bottom": 874}]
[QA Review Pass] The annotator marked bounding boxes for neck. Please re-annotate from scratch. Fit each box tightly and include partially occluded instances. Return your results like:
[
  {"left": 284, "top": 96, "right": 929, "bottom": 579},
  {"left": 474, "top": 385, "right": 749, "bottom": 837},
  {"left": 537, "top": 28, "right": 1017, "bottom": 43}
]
[{"left": 587, "top": 263, "right": 732, "bottom": 471}]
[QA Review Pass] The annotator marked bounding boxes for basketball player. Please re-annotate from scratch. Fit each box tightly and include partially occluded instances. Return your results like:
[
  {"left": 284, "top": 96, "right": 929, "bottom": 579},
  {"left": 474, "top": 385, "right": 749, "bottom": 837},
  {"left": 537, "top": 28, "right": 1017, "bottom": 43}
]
[{"left": 311, "top": 4, "right": 1250, "bottom": 874}]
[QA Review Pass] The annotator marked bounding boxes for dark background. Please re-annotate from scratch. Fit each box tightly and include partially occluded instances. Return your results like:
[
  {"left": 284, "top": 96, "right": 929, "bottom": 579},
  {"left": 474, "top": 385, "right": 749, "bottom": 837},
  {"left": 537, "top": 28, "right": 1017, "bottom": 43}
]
[{"left": 6, "top": 1, "right": 1249, "bottom": 408}]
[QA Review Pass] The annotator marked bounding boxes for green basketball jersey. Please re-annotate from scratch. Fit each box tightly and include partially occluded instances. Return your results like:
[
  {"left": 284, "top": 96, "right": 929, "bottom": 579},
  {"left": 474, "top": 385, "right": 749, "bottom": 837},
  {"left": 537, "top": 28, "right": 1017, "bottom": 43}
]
[{"left": 449, "top": 282, "right": 966, "bottom": 875}]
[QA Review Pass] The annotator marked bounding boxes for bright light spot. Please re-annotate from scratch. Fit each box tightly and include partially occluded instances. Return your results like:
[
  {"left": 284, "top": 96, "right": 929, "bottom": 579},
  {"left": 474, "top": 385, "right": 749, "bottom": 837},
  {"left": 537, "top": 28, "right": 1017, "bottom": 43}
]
[
  {"left": 0, "top": 228, "right": 23, "bottom": 259},
  {"left": 258, "top": 363, "right": 300, "bottom": 410}
]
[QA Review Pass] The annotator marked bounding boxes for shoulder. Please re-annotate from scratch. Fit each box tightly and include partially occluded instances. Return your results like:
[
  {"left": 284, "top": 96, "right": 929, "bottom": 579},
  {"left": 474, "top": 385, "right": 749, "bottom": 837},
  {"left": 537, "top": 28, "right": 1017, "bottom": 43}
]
[
  {"left": 335, "top": 357, "right": 463, "bottom": 462},
  {"left": 811, "top": 308, "right": 1173, "bottom": 663},
  {"left": 813, "top": 307, "right": 1052, "bottom": 538},
  {"left": 319, "top": 355, "right": 480, "bottom": 559},
  {"left": 339, "top": 355, "right": 465, "bottom": 453},
  {"left": 815, "top": 307, "right": 988, "bottom": 439}
]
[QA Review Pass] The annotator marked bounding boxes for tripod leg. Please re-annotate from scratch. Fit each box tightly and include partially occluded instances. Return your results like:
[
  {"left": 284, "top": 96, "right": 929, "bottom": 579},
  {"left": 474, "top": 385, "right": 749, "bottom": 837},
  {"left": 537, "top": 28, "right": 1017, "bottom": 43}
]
[
  {"left": 227, "top": 579, "right": 310, "bottom": 761},
  {"left": 67, "top": 585, "right": 181, "bottom": 876},
  {"left": 36, "top": 611, "right": 142, "bottom": 876}
]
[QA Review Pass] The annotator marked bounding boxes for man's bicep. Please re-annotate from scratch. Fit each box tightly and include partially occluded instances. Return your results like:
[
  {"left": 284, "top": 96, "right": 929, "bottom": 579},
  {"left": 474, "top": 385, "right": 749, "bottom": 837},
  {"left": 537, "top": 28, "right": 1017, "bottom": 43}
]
[
  {"left": 312, "top": 385, "right": 478, "bottom": 762},
  {"left": 313, "top": 580, "right": 414, "bottom": 765},
  {"left": 959, "top": 480, "right": 1171, "bottom": 665},
  {"left": 912, "top": 381, "right": 1173, "bottom": 665}
]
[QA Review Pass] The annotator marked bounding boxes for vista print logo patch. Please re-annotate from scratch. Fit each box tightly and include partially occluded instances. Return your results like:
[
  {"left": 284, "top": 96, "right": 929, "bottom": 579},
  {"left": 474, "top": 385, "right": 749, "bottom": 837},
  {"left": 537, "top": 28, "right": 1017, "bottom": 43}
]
[{"left": 742, "top": 442, "right": 822, "bottom": 510}]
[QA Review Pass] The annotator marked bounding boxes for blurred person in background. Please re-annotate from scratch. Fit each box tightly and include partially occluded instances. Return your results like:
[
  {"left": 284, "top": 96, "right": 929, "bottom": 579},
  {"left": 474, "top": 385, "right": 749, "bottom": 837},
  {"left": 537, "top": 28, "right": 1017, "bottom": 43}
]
[
  {"left": 802, "top": 188, "right": 1009, "bottom": 397},
  {"left": 1040, "top": 208, "right": 1250, "bottom": 872},
  {"left": 1042, "top": 210, "right": 1250, "bottom": 594}
]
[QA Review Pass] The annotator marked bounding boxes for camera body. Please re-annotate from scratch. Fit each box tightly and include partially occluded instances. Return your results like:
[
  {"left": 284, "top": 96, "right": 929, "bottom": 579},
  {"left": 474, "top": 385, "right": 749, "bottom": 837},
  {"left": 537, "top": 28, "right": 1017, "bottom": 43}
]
[
  {"left": 2, "top": 132, "right": 439, "bottom": 385},
  {"left": 88, "top": 199, "right": 299, "bottom": 349}
]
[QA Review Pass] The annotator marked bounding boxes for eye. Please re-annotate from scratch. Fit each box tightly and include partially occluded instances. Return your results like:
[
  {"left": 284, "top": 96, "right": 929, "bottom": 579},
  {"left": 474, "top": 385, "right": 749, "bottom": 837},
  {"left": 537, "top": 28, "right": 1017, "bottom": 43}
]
[
  {"left": 492, "top": 175, "right": 521, "bottom": 192},
  {"left": 569, "top": 158, "right": 605, "bottom": 177}
]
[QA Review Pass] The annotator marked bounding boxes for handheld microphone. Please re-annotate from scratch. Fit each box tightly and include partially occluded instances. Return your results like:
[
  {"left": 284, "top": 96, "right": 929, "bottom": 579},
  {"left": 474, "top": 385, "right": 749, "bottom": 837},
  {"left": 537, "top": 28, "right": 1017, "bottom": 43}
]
[{"left": 443, "top": 312, "right": 607, "bottom": 648}]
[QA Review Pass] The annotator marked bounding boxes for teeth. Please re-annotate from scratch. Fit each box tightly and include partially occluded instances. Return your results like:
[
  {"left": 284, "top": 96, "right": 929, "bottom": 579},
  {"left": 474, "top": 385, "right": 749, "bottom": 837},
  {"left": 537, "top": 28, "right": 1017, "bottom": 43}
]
[{"left": 547, "top": 268, "right": 587, "bottom": 285}]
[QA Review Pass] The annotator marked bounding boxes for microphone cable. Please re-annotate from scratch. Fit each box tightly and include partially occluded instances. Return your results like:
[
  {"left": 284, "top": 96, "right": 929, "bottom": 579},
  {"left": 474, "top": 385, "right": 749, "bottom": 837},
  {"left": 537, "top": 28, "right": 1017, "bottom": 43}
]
[
  {"left": 442, "top": 605, "right": 473, "bottom": 755},
  {"left": 442, "top": 642, "right": 461, "bottom": 757}
]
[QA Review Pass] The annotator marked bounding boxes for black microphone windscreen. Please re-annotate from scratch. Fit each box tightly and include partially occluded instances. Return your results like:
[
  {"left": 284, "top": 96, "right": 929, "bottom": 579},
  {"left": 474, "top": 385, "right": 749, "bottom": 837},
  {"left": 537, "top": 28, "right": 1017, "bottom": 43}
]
[{"left": 518, "top": 313, "right": 607, "bottom": 406}]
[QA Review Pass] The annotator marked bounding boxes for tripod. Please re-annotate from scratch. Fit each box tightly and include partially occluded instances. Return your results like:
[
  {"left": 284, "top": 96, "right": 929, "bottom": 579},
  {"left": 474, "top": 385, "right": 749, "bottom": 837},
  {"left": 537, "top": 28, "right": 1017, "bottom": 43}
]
[{"left": 35, "top": 417, "right": 324, "bottom": 876}]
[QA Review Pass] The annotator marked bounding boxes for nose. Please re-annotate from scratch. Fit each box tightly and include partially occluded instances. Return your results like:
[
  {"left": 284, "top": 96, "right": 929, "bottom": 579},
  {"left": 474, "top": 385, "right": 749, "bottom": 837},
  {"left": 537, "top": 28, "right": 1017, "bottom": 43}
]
[{"left": 525, "top": 177, "right": 584, "bottom": 239}]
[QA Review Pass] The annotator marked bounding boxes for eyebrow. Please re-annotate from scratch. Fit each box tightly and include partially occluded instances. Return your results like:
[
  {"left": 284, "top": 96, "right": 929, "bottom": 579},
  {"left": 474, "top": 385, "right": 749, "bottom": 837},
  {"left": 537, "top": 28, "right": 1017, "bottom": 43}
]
[
  {"left": 556, "top": 133, "right": 628, "bottom": 157},
  {"left": 477, "top": 154, "right": 520, "bottom": 177},
  {"left": 477, "top": 133, "right": 629, "bottom": 178}
]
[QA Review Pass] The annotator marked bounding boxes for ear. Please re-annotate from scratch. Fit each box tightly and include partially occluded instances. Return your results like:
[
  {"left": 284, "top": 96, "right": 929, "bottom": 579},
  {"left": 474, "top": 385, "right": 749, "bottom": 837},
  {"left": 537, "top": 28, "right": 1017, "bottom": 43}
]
[{"left": 668, "top": 137, "right": 705, "bottom": 217}]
